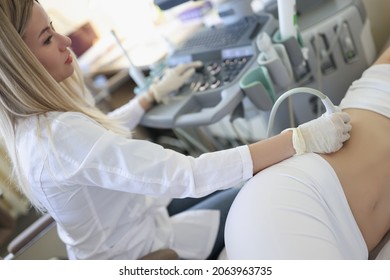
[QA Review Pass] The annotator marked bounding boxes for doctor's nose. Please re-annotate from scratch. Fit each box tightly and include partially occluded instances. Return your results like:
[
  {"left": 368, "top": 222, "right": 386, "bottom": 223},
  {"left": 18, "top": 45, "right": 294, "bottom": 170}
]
[{"left": 57, "top": 33, "right": 72, "bottom": 51}]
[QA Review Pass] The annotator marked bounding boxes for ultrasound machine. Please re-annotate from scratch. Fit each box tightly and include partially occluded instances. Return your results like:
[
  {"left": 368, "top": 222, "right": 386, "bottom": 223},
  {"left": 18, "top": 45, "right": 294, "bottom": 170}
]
[{"left": 140, "top": 0, "right": 376, "bottom": 145}]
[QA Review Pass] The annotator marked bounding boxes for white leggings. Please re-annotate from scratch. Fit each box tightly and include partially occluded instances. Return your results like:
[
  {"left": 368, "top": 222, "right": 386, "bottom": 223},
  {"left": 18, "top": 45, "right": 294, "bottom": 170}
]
[{"left": 225, "top": 153, "right": 368, "bottom": 259}]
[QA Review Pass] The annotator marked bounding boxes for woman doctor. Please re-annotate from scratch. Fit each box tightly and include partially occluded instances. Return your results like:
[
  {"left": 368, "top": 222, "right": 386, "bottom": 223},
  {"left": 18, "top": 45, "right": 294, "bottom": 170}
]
[{"left": 0, "top": 0, "right": 351, "bottom": 260}]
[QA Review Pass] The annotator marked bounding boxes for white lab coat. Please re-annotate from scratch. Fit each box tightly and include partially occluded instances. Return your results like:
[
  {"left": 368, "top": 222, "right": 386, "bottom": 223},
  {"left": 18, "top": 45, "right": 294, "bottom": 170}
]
[{"left": 15, "top": 98, "right": 253, "bottom": 259}]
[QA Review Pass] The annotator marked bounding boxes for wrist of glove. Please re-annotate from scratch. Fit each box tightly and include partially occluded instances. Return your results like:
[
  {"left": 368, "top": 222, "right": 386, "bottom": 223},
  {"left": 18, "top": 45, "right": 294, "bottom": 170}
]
[
  {"left": 149, "top": 61, "right": 203, "bottom": 103},
  {"left": 286, "top": 109, "right": 352, "bottom": 155}
]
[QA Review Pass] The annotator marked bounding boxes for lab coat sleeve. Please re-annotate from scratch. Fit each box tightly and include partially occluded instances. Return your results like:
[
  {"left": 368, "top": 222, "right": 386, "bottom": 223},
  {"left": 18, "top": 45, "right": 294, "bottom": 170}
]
[
  {"left": 107, "top": 97, "right": 145, "bottom": 130},
  {"left": 48, "top": 112, "right": 253, "bottom": 198}
]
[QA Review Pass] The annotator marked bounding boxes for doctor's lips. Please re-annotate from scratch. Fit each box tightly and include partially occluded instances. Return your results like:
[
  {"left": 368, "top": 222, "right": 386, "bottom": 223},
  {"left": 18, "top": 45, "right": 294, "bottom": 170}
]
[{"left": 65, "top": 53, "right": 73, "bottom": 64}]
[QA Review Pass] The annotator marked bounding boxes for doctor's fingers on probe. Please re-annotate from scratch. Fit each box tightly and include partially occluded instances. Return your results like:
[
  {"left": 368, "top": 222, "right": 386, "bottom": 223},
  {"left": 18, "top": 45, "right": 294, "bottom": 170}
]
[
  {"left": 329, "top": 112, "right": 352, "bottom": 130},
  {"left": 341, "top": 132, "right": 351, "bottom": 142},
  {"left": 333, "top": 110, "right": 351, "bottom": 124},
  {"left": 332, "top": 112, "right": 352, "bottom": 142},
  {"left": 336, "top": 130, "right": 351, "bottom": 149}
]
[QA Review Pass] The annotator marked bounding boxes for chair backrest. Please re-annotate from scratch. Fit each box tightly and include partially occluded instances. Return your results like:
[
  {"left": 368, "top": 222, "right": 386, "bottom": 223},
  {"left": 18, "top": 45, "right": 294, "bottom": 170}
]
[
  {"left": 4, "top": 213, "right": 67, "bottom": 260},
  {"left": 3, "top": 213, "right": 179, "bottom": 260},
  {"left": 0, "top": 205, "right": 16, "bottom": 248},
  {"left": 139, "top": 249, "right": 179, "bottom": 260}
]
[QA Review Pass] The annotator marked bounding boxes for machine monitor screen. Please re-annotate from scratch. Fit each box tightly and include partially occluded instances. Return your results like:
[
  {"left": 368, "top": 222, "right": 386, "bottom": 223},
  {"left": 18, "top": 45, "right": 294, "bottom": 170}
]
[{"left": 154, "top": 0, "right": 193, "bottom": 10}]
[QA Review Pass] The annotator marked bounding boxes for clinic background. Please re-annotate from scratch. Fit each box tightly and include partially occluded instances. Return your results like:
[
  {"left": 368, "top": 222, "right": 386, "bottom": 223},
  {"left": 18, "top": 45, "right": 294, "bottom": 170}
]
[
  {"left": 28, "top": 0, "right": 390, "bottom": 66},
  {"left": 1, "top": 0, "right": 390, "bottom": 259}
]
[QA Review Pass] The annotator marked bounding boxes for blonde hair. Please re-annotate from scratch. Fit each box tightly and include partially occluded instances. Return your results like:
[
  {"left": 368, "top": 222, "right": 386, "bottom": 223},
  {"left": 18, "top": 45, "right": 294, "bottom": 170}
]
[{"left": 0, "top": 0, "right": 130, "bottom": 210}]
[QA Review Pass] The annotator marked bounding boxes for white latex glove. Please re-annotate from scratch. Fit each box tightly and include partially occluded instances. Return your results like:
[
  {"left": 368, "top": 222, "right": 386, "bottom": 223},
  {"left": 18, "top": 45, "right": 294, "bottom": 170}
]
[
  {"left": 149, "top": 61, "right": 203, "bottom": 103},
  {"left": 287, "top": 109, "right": 352, "bottom": 155}
]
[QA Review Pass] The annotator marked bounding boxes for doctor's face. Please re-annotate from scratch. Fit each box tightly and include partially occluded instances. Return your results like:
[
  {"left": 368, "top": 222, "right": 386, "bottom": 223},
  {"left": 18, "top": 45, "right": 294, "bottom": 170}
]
[{"left": 22, "top": 2, "right": 74, "bottom": 82}]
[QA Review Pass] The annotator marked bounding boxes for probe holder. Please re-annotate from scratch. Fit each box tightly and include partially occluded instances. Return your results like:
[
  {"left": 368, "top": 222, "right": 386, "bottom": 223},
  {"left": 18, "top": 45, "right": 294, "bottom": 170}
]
[
  {"left": 239, "top": 66, "right": 275, "bottom": 111},
  {"left": 272, "top": 30, "right": 309, "bottom": 81},
  {"left": 257, "top": 44, "right": 293, "bottom": 89}
]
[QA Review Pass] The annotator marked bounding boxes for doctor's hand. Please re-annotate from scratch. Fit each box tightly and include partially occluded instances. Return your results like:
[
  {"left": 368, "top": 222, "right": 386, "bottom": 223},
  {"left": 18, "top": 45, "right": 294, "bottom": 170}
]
[
  {"left": 288, "top": 109, "right": 352, "bottom": 155},
  {"left": 149, "top": 61, "right": 203, "bottom": 103}
]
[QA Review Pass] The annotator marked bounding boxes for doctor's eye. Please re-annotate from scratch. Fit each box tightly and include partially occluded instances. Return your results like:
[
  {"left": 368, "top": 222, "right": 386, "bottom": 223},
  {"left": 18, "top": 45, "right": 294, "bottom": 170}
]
[{"left": 43, "top": 35, "right": 53, "bottom": 45}]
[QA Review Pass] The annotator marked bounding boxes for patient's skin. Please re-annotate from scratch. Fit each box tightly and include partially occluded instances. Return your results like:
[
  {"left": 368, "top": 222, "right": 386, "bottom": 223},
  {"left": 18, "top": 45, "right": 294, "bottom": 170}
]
[{"left": 321, "top": 47, "right": 390, "bottom": 251}]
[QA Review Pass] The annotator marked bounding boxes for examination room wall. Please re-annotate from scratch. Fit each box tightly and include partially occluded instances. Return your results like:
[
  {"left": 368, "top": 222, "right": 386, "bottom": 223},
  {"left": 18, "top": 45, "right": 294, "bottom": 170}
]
[
  {"left": 36, "top": 0, "right": 390, "bottom": 55},
  {"left": 362, "top": 0, "right": 390, "bottom": 52}
]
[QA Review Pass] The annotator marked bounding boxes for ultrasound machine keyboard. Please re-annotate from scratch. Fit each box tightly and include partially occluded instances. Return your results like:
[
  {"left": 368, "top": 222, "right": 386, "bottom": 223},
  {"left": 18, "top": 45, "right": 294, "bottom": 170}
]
[
  {"left": 169, "top": 14, "right": 274, "bottom": 96},
  {"left": 140, "top": 13, "right": 276, "bottom": 128},
  {"left": 177, "top": 56, "right": 251, "bottom": 96}
]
